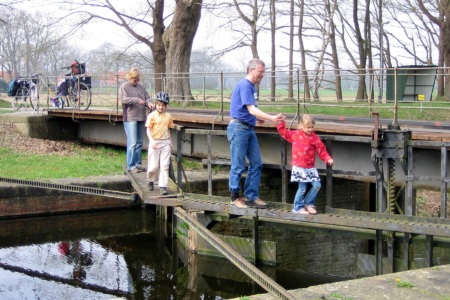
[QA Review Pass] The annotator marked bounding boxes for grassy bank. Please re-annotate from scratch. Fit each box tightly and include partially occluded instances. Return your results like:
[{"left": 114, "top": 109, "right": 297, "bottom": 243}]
[{"left": 0, "top": 145, "right": 129, "bottom": 180}]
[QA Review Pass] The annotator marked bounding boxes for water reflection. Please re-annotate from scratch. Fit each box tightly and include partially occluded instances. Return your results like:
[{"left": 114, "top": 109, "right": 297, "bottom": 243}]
[{"left": 0, "top": 208, "right": 346, "bottom": 299}]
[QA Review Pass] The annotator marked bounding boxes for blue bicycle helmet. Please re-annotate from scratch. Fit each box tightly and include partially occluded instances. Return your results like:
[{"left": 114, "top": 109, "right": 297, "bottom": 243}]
[{"left": 155, "top": 91, "right": 170, "bottom": 104}]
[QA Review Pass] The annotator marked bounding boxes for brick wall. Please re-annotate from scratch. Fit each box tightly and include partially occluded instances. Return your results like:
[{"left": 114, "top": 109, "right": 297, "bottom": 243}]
[{"left": 0, "top": 180, "right": 138, "bottom": 219}]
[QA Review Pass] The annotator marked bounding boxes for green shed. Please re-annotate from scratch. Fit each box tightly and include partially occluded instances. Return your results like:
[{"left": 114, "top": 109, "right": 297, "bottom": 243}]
[{"left": 386, "top": 65, "right": 436, "bottom": 102}]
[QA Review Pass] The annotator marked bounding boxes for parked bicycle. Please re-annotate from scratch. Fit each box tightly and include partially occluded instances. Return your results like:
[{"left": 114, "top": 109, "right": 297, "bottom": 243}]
[
  {"left": 9, "top": 74, "right": 39, "bottom": 110},
  {"left": 57, "top": 60, "right": 92, "bottom": 110}
]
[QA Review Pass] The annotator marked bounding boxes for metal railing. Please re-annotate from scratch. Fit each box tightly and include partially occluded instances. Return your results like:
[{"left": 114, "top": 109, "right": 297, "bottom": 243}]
[{"left": 5, "top": 66, "right": 447, "bottom": 125}]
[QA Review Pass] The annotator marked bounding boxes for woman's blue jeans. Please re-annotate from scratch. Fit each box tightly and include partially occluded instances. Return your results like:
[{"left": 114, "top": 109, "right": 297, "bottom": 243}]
[
  {"left": 124, "top": 121, "right": 145, "bottom": 170},
  {"left": 294, "top": 181, "right": 321, "bottom": 211},
  {"left": 227, "top": 121, "right": 262, "bottom": 201}
]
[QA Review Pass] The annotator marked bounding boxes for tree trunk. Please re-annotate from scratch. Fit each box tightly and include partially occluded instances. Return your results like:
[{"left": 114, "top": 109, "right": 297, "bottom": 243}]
[
  {"left": 153, "top": 0, "right": 166, "bottom": 93},
  {"left": 270, "top": 0, "right": 276, "bottom": 101},
  {"left": 298, "top": 0, "right": 310, "bottom": 100},
  {"left": 354, "top": 0, "right": 369, "bottom": 102},
  {"left": 329, "top": 17, "right": 342, "bottom": 101},
  {"left": 163, "top": 0, "right": 202, "bottom": 103},
  {"left": 288, "top": 0, "right": 294, "bottom": 100}
]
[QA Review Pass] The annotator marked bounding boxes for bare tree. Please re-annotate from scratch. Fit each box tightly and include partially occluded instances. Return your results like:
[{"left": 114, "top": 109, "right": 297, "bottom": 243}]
[
  {"left": 310, "top": 0, "right": 338, "bottom": 100},
  {"left": 269, "top": 0, "right": 276, "bottom": 101},
  {"left": 297, "top": 0, "right": 311, "bottom": 100},
  {"left": 163, "top": 0, "right": 202, "bottom": 102}
]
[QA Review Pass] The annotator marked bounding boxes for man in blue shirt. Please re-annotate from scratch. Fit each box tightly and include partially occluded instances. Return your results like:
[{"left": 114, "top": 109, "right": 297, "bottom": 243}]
[{"left": 228, "top": 58, "right": 285, "bottom": 209}]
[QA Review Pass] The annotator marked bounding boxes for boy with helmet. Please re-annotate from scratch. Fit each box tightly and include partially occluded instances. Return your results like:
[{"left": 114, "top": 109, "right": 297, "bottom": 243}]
[{"left": 145, "top": 91, "right": 174, "bottom": 195}]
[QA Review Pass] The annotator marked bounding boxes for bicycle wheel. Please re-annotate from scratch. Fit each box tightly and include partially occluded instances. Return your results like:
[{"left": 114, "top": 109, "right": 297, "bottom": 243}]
[
  {"left": 12, "top": 86, "right": 26, "bottom": 110},
  {"left": 29, "top": 84, "right": 39, "bottom": 110},
  {"left": 72, "top": 82, "right": 91, "bottom": 110}
]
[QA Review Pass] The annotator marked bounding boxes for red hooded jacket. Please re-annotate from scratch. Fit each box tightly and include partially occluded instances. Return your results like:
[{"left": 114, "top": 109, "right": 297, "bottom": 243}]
[{"left": 277, "top": 121, "right": 332, "bottom": 169}]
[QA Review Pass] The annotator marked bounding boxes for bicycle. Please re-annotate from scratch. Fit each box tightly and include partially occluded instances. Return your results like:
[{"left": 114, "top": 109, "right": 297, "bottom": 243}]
[
  {"left": 57, "top": 60, "right": 92, "bottom": 110},
  {"left": 11, "top": 74, "right": 39, "bottom": 110}
]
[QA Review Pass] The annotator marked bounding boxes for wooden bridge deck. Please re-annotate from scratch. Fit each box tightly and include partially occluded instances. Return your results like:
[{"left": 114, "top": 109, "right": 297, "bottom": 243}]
[{"left": 125, "top": 168, "right": 450, "bottom": 239}]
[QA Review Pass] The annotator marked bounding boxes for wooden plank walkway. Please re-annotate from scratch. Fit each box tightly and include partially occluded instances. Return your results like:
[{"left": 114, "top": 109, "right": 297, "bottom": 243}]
[{"left": 124, "top": 168, "right": 450, "bottom": 238}]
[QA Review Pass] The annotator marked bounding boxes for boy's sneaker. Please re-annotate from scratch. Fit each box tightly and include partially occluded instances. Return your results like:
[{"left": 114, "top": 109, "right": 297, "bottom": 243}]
[
  {"left": 253, "top": 198, "right": 268, "bottom": 208},
  {"left": 160, "top": 188, "right": 168, "bottom": 195},
  {"left": 147, "top": 182, "right": 154, "bottom": 191},
  {"left": 245, "top": 199, "right": 268, "bottom": 209},
  {"left": 305, "top": 206, "right": 317, "bottom": 215},
  {"left": 129, "top": 168, "right": 144, "bottom": 174},
  {"left": 298, "top": 208, "right": 309, "bottom": 215},
  {"left": 230, "top": 198, "right": 247, "bottom": 208},
  {"left": 136, "top": 166, "right": 147, "bottom": 172},
  {"left": 292, "top": 209, "right": 299, "bottom": 213}
]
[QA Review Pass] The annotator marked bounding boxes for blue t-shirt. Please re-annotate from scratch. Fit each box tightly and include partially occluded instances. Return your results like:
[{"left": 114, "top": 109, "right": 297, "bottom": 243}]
[{"left": 230, "top": 78, "right": 258, "bottom": 126}]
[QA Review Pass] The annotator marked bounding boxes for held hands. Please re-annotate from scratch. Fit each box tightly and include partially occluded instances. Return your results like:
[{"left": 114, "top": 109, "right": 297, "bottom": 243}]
[
  {"left": 327, "top": 159, "right": 334, "bottom": 166},
  {"left": 151, "top": 142, "right": 157, "bottom": 150},
  {"left": 275, "top": 113, "right": 285, "bottom": 124}
]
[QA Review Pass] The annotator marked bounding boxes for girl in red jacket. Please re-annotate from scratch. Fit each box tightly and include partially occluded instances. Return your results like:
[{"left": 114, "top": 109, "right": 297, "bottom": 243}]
[{"left": 277, "top": 114, "right": 334, "bottom": 215}]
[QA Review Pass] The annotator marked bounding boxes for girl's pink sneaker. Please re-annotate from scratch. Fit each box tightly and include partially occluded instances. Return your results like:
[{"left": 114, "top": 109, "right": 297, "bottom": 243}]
[
  {"left": 298, "top": 208, "right": 309, "bottom": 215},
  {"left": 305, "top": 206, "right": 317, "bottom": 214}
]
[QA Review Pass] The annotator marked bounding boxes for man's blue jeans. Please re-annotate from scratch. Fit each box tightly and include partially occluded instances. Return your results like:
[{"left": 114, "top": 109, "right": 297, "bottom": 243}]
[
  {"left": 124, "top": 121, "right": 145, "bottom": 170},
  {"left": 227, "top": 121, "right": 262, "bottom": 201},
  {"left": 293, "top": 181, "right": 321, "bottom": 211}
]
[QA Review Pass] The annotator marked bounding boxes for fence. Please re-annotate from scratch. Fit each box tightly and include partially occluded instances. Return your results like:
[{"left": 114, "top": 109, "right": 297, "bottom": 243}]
[{"left": 5, "top": 66, "right": 449, "bottom": 123}]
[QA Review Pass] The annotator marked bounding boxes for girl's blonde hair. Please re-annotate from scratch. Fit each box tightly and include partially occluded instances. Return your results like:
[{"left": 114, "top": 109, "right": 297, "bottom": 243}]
[
  {"left": 300, "top": 114, "right": 315, "bottom": 126},
  {"left": 125, "top": 67, "right": 141, "bottom": 80}
]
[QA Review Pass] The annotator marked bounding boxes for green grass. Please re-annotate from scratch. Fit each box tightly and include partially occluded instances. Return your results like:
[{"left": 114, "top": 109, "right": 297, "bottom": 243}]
[
  {"left": 0, "top": 99, "right": 11, "bottom": 108},
  {"left": 330, "top": 293, "right": 356, "bottom": 300},
  {"left": 0, "top": 145, "right": 128, "bottom": 180},
  {"left": 180, "top": 157, "right": 203, "bottom": 170},
  {"left": 397, "top": 280, "right": 414, "bottom": 288}
]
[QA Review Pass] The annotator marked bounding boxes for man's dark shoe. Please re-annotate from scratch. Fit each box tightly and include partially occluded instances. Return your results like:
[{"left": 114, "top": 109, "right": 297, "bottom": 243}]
[
  {"left": 245, "top": 198, "right": 268, "bottom": 209},
  {"left": 160, "top": 188, "right": 168, "bottom": 195},
  {"left": 230, "top": 192, "right": 240, "bottom": 202},
  {"left": 148, "top": 182, "right": 154, "bottom": 191}
]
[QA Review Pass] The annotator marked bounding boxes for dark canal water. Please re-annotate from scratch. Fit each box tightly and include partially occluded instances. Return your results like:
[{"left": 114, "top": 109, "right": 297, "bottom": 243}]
[{"left": 0, "top": 207, "right": 348, "bottom": 299}]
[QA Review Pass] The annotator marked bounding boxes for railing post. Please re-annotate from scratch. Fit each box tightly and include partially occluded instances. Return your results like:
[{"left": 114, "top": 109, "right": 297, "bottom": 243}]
[
  {"left": 405, "top": 144, "right": 414, "bottom": 216},
  {"left": 296, "top": 69, "right": 300, "bottom": 124},
  {"left": 207, "top": 133, "right": 212, "bottom": 198},
  {"left": 441, "top": 146, "right": 448, "bottom": 219},
  {"left": 281, "top": 138, "right": 288, "bottom": 204},
  {"left": 116, "top": 74, "right": 119, "bottom": 120},
  {"left": 303, "top": 72, "right": 307, "bottom": 114},
  {"left": 393, "top": 68, "right": 399, "bottom": 127},
  {"left": 203, "top": 76, "right": 206, "bottom": 108},
  {"left": 325, "top": 140, "right": 333, "bottom": 210},
  {"left": 252, "top": 216, "right": 259, "bottom": 265},
  {"left": 220, "top": 72, "right": 224, "bottom": 122},
  {"left": 426, "top": 235, "right": 433, "bottom": 268},
  {"left": 177, "top": 127, "right": 183, "bottom": 191},
  {"left": 376, "top": 229, "right": 383, "bottom": 275}
]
